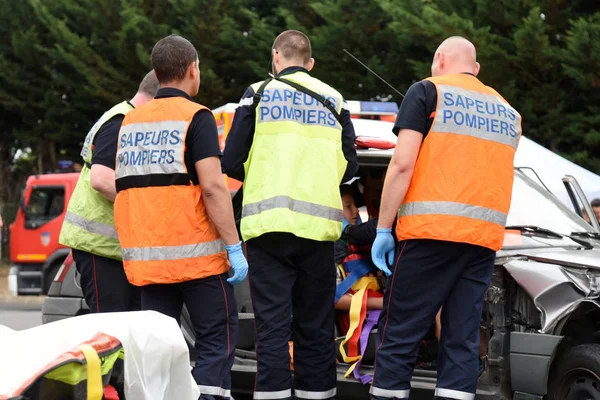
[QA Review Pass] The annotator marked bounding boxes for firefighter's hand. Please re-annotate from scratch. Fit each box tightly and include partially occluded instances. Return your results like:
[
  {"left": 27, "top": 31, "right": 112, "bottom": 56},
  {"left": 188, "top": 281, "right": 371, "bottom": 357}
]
[
  {"left": 225, "top": 241, "right": 248, "bottom": 285},
  {"left": 372, "top": 228, "right": 394, "bottom": 276}
]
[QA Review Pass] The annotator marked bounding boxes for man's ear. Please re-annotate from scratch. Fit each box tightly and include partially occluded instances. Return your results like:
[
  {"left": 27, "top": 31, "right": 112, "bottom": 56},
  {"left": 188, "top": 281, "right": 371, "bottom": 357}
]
[
  {"left": 188, "top": 61, "right": 198, "bottom": 79},
  {"left": 474, "top": 61, "right": 481, "bottom": 77},
  {"left": 306, "top": 57, "right": 315, "bottom": 72},
  {"left": 437, "top": 51, "right": 445, "bottom": 71}
]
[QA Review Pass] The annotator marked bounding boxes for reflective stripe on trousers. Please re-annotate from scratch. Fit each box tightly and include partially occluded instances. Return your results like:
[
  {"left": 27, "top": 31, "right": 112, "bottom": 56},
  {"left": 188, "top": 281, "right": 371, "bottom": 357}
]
[
  {"left": 435, "top": 388, "right": 476, "bottom": 400},
  {"left": 64, "top": 211, "right": 118, "bottom": 240},
  {"left": 370, "top": 386, "right": 410, "bottom": 399},
  {"left": 243, "top": 195, "right": 342, "bottom": 222},
  {"left": 399, "top": 201, "right": 507, "bottom": 225},
  {"left": 122, "top": 239, "right": 225, "bottom": 261},
  {"left": 253, "top": 389, "right": 336, "bottom": 400},
  {"left": 198, "top": 385, "right": 231, "bottom": 398},
  {"left": 295, "top": 388, "right": 336, "bottom": 399},
  {"left": 254, "top": 389, "right": 292, "bottom": 400}
]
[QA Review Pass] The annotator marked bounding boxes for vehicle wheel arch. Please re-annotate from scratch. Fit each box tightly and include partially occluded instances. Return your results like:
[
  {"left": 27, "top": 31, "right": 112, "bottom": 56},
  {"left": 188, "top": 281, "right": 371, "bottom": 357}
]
[
  {"left": 41, "top": 248, "right": 71, "bottom": 294},
  {"left": 543, "top": 301, "right": 600, "bottom": 397},
  {"left": 553, "top": 301, "right": 600, "bottom": 345},
  {"left": 42, "top": 248, "right": 71, "bottom": 274}
]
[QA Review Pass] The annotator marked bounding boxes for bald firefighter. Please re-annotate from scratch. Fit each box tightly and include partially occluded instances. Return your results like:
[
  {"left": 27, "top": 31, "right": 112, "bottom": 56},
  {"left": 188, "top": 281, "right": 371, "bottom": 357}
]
[{"left": 370, "top": 36, "right": 522, "bottom": 400}]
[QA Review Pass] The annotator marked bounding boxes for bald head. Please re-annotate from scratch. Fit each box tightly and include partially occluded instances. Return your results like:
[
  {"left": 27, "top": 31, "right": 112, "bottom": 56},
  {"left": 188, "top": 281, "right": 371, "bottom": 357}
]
[{"left": 431, "top": 36, "right": 480, "bottom": 77}]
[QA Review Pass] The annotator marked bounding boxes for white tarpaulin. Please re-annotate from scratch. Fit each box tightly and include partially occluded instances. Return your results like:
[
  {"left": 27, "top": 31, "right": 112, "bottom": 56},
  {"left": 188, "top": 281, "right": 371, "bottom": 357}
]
[
  {"left": 514, "top": 136, "right": 600, "bottom": 208},
  {"left": 0, "top": 310, "right": 199, "bottom": 400}
]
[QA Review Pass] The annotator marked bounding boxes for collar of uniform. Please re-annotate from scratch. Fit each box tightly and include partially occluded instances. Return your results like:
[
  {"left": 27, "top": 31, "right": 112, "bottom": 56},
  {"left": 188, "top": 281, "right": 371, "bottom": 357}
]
[
  {"left": 154, "top": 87, "right": 194, "bottom": 101},
  {"left": 277, "top": 66, "right": 309, "bottom": 77},
  {"left": 461, "top": 72, "right": 475, "bottom": 76}
]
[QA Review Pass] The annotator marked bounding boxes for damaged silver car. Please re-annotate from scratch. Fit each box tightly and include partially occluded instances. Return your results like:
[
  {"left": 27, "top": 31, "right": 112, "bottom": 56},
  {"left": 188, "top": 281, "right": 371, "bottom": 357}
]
[
  {"left": 484, "top": 171, "right": 600, "bottom": 400},
  {"left": 228, "top": 151, "right": 600, "bottom": 400},
  {"left": 43, "top": 148, "right": 600, "bottom": 400}
]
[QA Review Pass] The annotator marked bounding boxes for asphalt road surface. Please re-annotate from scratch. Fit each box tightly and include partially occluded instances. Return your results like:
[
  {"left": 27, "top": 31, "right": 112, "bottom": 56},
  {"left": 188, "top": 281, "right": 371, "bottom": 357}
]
[
  {"left": 0, "top": 298, "right": 43, "bottom": 331},
  {"left": 0, "top": 267, "right": 44, "bottom": 331}
]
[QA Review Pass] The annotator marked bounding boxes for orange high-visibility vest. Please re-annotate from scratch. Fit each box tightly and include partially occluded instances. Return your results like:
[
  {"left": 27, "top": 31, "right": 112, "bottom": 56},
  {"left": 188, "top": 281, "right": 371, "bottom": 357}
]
[
  {"left": 113, "top": 96, "right": 228, "bottom": 286},
  {"left": 396, "top": 74, "right": 522, "bottom": 251}
]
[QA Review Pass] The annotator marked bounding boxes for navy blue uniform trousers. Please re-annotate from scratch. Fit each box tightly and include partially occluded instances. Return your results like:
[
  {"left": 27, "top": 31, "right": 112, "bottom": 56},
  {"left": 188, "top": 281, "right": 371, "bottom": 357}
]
[
  {"left": 371, "top": 239, "right": 495, "bottom": 400},
  {"left": 141, "top": 272, "right": 238, "bottom": 400},
  {"left": 246, "top": 232, "right": 337, "bottom": 400},
  {"left": 72, "top": 249, "right": 140, "bottom": 313}
]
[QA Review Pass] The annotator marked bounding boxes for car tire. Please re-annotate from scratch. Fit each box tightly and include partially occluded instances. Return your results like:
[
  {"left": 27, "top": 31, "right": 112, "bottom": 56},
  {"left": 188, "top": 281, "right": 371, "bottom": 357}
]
[{"left": 547, "top": 343, "right": 600, "bottom": 400}]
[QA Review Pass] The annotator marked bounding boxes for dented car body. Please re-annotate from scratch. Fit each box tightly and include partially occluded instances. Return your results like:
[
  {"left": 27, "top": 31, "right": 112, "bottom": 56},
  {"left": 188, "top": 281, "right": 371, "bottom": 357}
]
[
  {"left": 43, "top": 148, "right": 600, "bottom": 400},
  {"left": 229, "top": 151, "right": 600, "bottom": 400}
]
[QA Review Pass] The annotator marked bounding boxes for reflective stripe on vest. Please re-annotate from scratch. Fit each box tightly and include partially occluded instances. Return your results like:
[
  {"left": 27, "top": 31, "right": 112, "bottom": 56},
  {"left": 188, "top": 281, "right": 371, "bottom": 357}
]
[
  {"left": 395, "top": 74, "right": 521, "bottom": 251},
  {"left": 64, "top": 211, "right": 119, "bottom": 240},
  {"left": 240, "top": 71, "right": 347, "bottom": 242},
  {"left": 114, "top": 96, "right": 228, "bottom": 286},
  {"left": 59, "top": 101, "right": 133, "bottom": 260},
  {"left": 399, "top": 201, "right": 508, "bottom": 226},
  {"left": 242, "top": 195, "right": 343, "bottom": 222},
  {"left": 122, "top": 240, "right": 225, "bottom": 261}
]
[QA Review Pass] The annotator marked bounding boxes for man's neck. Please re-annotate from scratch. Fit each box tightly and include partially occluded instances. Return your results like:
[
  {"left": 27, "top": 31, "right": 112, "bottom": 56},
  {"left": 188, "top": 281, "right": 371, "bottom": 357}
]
[
  {"left": 275, "top": 64, "right": 307, "bottom": 76},
  {"left": 159, "top": 81, "right": 194, "bottom": 97},
  {"left": 444, "top": 66, "right": 477, "bottom": 76},
  {"left": 129, "top": 93, "right": 150, "bottom": 108}
]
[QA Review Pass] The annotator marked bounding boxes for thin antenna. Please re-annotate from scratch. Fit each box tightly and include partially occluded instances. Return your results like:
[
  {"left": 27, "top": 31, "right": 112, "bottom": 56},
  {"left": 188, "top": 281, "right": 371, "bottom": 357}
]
[{"left": 343, "top": 49, "right": 405, "bottom": 98}]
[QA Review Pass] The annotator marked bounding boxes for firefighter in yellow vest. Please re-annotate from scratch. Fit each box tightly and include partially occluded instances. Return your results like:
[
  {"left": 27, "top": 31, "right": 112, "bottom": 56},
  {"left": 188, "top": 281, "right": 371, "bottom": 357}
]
[
  {"left": 222, "top": 30, "right": 358, "bottom": 400},
  {"left": 59, "top": 71, "right": 159, "bottom": 313},
  {"left": 113, "top": 34, "right": 247, "bottom": 400},
  {"left": 370, "top": 36, "right": 522, "bottom": 400}
]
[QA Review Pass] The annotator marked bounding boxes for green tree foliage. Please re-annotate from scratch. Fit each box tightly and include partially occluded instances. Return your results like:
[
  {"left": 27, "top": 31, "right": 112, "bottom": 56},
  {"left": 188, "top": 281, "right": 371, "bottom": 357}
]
[
  {"left": 377, "top": 0, "right": 600, "bottom": 173},
  {"left": 1, "top": 0, "right": 599, "bottom": 230}
]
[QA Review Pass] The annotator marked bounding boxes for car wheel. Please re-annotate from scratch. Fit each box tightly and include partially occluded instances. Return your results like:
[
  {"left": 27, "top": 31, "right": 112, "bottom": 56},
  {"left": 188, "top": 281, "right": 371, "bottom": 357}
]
[{"left": 547, "top": 343, "right": 600, "bottom": 400}]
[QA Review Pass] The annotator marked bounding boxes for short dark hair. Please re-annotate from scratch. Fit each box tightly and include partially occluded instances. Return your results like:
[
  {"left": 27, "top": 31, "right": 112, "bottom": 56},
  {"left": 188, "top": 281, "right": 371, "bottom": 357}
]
[
  {"left": 151, "top": 35, "right": 198, "bottom": 83},
  {"left": 592, "top": 198, "right": 600, "bottom": 207},
  {"left": 272, "top": 30, "right": 311, "bottom": 65},
  {"left": 340, "top": 184, "right": 355, "bottom": 197},
  {"left": 137, "top": 70, "right": 160, "bottom": 97}
]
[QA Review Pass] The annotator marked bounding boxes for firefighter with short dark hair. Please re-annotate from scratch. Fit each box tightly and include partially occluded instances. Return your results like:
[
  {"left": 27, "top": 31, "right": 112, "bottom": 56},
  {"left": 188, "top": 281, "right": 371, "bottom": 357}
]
[
  {"left": 222, "top": 29, "right": 358, "bottom": 400},
  {"left": 113, "top": 34, "right": 248, "bottom": 400}
]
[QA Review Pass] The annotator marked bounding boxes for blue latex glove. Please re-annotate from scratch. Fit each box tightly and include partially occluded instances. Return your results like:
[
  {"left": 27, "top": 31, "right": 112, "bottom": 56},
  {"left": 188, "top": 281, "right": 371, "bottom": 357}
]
[
  {"left": 225, "top": 241, "right": 248, "bottom": 285},
  {"left": 371, "top": 228, "right": 394, "bottom": 276}
]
